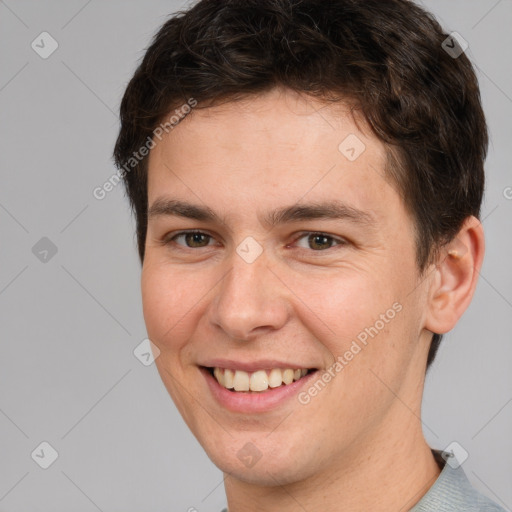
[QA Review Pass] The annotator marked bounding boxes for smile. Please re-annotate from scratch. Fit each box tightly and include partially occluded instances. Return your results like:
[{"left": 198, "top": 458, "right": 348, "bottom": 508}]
[{"left": 209, "top": 367, "right": 312, "bottom": 392}]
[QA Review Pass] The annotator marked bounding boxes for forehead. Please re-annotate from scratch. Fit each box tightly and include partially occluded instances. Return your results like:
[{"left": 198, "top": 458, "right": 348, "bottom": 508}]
[
  {"left": 158, "top": 88, "right": 377, "bottom": 155},
  {"left": 146, "top": 87, "right": 397, "bottom": 222}
]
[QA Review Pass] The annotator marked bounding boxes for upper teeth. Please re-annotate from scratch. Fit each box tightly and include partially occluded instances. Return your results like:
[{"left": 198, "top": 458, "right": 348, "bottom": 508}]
[{"left": 213, "top": 367, "right": 308, "bottom": 392}]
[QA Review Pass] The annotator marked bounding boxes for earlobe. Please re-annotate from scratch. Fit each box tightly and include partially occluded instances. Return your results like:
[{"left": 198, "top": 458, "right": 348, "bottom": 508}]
[{"left": 424, "top": 216, "right": 485, "bottom": 335}]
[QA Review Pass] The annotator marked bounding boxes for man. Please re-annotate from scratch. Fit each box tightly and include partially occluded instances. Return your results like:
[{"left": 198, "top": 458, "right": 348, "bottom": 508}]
[{"left": 113, "top": 0, "right": 506, "bottom": 510}]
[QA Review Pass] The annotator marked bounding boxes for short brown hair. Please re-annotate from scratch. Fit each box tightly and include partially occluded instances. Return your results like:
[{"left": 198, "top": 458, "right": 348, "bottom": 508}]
[{"left": 113, "top": 0, "right": 488, "bottom": 370}]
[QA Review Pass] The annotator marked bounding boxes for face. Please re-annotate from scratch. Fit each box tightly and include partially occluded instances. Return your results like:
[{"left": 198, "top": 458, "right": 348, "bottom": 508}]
[{"left": 142, "top": 87, "right": 433, "bottom": 485}]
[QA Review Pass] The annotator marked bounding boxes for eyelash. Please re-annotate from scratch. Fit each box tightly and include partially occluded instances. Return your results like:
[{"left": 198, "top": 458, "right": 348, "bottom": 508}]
[{"left": 162, "top": 230, "right": 348, "bottom": 253}]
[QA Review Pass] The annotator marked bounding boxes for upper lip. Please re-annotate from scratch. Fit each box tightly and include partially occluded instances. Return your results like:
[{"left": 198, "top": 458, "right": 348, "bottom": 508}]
[{"left": 199, "top": 359, "right": 317, "bottom": 372}]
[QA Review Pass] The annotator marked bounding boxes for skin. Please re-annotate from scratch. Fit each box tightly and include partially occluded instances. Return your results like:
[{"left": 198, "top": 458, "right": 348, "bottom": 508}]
[{"left": 142, "top": 86, "right": 485, "bottom": 512}]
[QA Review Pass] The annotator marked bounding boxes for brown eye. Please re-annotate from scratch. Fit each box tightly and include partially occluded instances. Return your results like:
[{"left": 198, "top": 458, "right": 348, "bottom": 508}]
[
  {"left": 308, "top": 234, "right": 334, "bottom": 250},
  {"left": 167, "top": 231, "right": 214, "bottom": 248},
  {"left": 294, "top": 232, "right": 346, "bottom": 251}
]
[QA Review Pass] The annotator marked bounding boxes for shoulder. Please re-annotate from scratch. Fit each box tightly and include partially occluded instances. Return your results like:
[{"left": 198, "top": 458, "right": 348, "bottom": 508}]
[
  {"left": 463, "top": 482, "right": 508, "bottom": 512},
  {"left": 447, "top": 487, "right": 508, "bottom": 511},
  {"left": 411, "top": 450, "right": 507, "bottom": 512}
]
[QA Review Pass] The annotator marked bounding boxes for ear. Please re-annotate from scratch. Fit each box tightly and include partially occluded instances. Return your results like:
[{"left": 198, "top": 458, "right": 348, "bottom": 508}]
[{"left": 424, "top": 216, "right": 485, "bottom": 335}]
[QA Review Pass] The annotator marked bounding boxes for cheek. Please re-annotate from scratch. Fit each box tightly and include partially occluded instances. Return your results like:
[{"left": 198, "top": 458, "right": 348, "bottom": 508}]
[
  {"left": 141, "top": 263, "right": 206, "bottom": 351},
  {"left": 288, "top": 267, "right": 394, "bottom": 349},
  {"left": 286, "top": 262, "right": 418, "bottom": 404}
]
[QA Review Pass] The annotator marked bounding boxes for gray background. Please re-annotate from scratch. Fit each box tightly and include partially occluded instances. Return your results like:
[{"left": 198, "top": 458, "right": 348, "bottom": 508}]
[{"left": 0, "top": 1, "right": 511, "bottom": 511}]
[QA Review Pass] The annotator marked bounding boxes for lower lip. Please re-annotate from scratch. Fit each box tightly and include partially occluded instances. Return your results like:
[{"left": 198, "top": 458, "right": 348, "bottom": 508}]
[{"left": 200, "top": 367, "right": 318, "bottom": 413}]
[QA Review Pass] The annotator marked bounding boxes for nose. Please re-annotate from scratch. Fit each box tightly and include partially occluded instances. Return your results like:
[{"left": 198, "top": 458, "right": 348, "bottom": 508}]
[{"left": 209, "top": 249, "right": 290, "bottom": 342}]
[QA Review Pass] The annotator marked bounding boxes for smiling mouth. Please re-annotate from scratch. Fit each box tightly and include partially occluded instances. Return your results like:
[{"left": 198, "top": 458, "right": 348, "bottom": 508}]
[{"left": 205, "top": 366, "right": 317, "bottom": 392}]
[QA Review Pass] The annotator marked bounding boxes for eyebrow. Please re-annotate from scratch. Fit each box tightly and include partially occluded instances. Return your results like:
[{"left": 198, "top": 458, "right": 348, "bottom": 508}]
[{"left": 147, "top": 198, "right": 377, "bottom": 228}]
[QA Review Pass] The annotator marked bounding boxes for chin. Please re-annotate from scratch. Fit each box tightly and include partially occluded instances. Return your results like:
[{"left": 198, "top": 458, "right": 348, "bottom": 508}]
[{"left": 199, "top": 431, "right": 323, "bottom": 486}]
